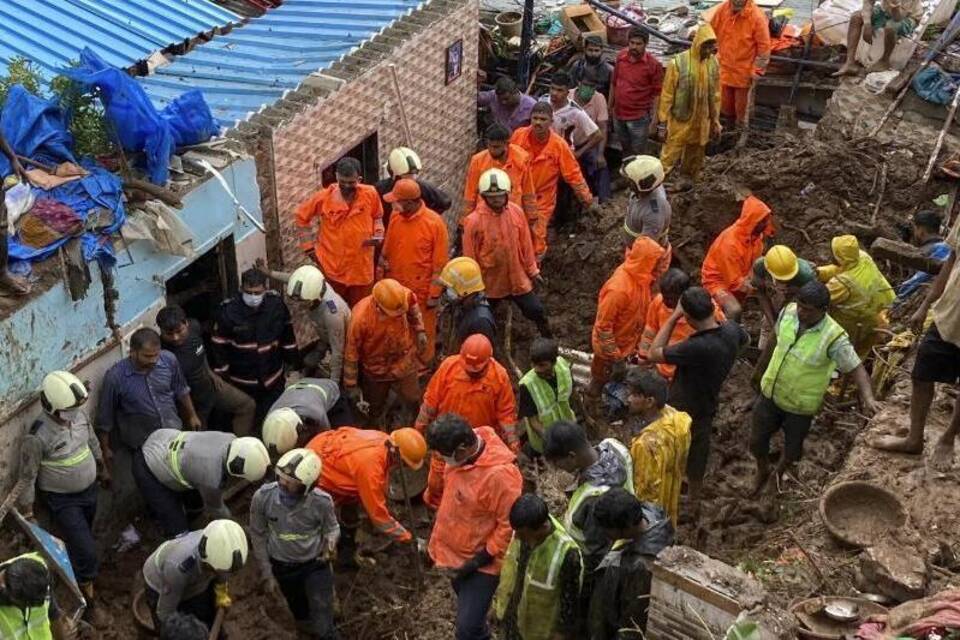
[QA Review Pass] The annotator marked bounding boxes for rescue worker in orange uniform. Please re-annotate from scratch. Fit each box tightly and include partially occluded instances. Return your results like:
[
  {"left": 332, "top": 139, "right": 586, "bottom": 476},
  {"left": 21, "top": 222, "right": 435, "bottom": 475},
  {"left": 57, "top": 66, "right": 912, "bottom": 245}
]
[
  {"left": 426, "top": 414, "right": 523, "bottom": 640},
  {"left": 701, "top": 195, "right": 775, "bottom": 321},
  {"left": 415, "top": 334, "right": 519, "bottom": 509},
  {"left": 306, "top": 427, "right": 427, "bottom": 548},
  {"left": 589, "top": 236, "right": 666, "bottom": 395},
  {"left": 463, "top": 123, "right": 538, "bottom": 224},
  {"left": 638, "top": 268, "right": 724, "bottom": 381},
  {"left": 343, "top": 279, "right": 427, "bottom": 424},
  {"left": 295, "top": 157, "right": 384, "bottom": 307},
  {"left": 463, "top": 169, "right": 552, "bottom": 338},
  {"left": 709, "top": 0, "right": 771, "bottom": 125},
  {"left": 379, "top": 179, "right": 449, "bottom": 368},
  {"left": 511, "top": 101, "right": 596, "bottom": 258}
]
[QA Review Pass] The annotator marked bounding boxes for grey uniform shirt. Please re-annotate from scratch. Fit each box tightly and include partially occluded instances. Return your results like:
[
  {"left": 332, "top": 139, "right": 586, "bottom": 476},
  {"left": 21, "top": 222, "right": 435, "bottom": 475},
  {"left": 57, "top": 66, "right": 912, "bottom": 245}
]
[
  {"left": 17, "top": 411, "right": 102, "bottom": 507},
  {"left": 249, "top": 483, "right": 340, "bottom": 573},
  {"left": 142, "top": 530, "right": 212, "bottom": 622},
  {"left": 141, "top": 428, "right": 234, "bottom": 517},
  {"left": 625, "top": 186, "right": 672, "bottom": 245},
  {"left": 268, "top": 378, "right": 340, "bottom": 430},
  {"left": 308, "top": 292, "right": 351, "bottom": 383}
]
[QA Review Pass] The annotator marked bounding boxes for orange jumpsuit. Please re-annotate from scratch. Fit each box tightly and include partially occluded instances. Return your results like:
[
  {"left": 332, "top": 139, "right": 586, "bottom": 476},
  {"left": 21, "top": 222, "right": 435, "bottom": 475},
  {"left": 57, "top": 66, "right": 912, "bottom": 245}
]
[
  {"left": 710, "top": 0, "right": 771, "bottom": 122},
  {"left": 307, "top": 428, "right": 411, "bottom": 542},
  {"left": 428, "top": 426, "right": 522, "bottom": 575},
  {"left": 638, "top": 294, "right": 726, "bottom": 380},
  {"left": 462, "top": 145, "right": 538, "bottom": 223},
  {"left": 295, "top": 183, "right": 384, "bottom": 307},
  {"left": 415, "top": 354, "right": 519, "bottom": 508},
  {"left": 380, "top": 203, "right": 449, "bottom": 366},
  {"left": 591, "top": 236, "right": 665, "bottom": 386},
  {"left": 510, "top": 126, "right": 593, "bottom": 256},
  {"left": 462, "top": 200, "right": 540, "bottom": 300},
  {"left": 701, "top": 196, "right": 774, "bottom": 301}
]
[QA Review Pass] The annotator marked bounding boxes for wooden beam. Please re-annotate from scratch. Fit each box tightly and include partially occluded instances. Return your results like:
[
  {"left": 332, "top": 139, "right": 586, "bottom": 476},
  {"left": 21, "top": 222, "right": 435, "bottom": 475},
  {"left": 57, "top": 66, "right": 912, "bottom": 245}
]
[{"left": 871, "top": 237, "right": 945, "bottom": 273}]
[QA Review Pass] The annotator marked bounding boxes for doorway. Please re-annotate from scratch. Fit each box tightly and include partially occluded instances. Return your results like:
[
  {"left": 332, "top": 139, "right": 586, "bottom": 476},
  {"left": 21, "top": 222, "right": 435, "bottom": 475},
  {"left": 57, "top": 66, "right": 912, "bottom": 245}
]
[
  {"left": 165, "top": 237, "right": 239, "bottom": 331},
  {"left": 317, "top": 132, "right": 380, "bottom": 186}
]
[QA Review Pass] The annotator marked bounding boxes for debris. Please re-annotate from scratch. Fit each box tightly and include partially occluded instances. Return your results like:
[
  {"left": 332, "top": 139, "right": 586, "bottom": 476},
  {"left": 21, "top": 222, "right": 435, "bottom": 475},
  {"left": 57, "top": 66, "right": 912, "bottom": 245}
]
[{"left": 860, "top": 541, "right": 929, "bottom": 603}]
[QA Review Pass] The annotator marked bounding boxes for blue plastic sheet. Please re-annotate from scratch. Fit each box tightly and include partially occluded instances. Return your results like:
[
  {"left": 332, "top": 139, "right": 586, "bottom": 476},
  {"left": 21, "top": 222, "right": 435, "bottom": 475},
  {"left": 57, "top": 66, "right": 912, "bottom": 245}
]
[
  {"left": 64, "top": 48, "right": 218, "bottom": 184},
  {"left": 912, "top": 66, "right": 960, "bottom": 106},
  {"left": 0, "top": 85, "right": 76, "bottom": 177}
]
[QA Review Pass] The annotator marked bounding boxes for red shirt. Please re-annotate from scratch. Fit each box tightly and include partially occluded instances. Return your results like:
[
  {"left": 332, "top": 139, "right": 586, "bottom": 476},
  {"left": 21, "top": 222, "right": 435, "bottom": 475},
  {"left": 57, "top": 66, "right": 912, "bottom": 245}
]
[{"left": 611, "top": 50, "right": 664, "bottom": 120}]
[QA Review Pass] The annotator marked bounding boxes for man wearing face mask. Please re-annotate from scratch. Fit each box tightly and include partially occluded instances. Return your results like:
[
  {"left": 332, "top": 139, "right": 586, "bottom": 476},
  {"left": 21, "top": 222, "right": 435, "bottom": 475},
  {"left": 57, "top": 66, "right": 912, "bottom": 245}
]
[
  {"left": 416, "top": 334, "right": 519, "bottom": 508},
  {"left": 427, "top": 414, "right": 522, "bottom": 640},
  {"left": 437, "top": 257, "right": 498, "bottom": 350},
  {"left": 568, "top": 35, "right": 613, "bottom": 98},
  {"left": 15, "top": 371, "right": 109, "bottom": 628},
  {"left": 570, "top": 72, "right": 611, "bottom": 203},
  {"left": 249, "top": 448, "right": 340, "bottom": 639},
  {"left": 211, "top": 268, "right": 300, "bottom": 429},
  {"left": 379, "top": 179, "right": 449, "bottom": 369}
]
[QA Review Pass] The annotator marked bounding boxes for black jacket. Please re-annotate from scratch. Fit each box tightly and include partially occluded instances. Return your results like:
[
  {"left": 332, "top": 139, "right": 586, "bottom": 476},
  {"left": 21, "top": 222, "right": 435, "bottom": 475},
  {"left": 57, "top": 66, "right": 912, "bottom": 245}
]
[{"left": 375, "top": 176, "right": 452, "bottom": 230}]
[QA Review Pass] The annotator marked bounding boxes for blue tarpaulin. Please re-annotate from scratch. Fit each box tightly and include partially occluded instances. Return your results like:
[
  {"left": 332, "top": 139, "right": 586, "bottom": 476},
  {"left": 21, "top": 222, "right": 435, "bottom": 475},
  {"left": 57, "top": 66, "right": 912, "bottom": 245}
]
[
  {"left": 64, "top": 48, "right": 218, "bottom": 185},
  {"left": 0, "top": 85, "right": 125, "bottom": 266},
  {"left": 912, "top": 66, "right": 960, "bottom": 105}
]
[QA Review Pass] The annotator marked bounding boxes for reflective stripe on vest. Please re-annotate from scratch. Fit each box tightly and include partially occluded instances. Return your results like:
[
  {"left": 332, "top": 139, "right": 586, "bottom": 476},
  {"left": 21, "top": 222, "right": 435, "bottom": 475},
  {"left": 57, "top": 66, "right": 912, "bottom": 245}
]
[
  {"left": 760, "top": 303, "right": 846, "bottom": 415},
  {"left": 40, "top": 445, "right": 92, "bottom": 468},
  {"left": 564, "top": 484, "right": 609, "bottom": 543},
  {"left": 0, "top": 553, "right": 53, "bottom": 640},
  {"left": 519, "top": 359, "right": 575, "bottom": 451},
  {"left": 167, "top": 433, "right": 192, "bottom": 489}
]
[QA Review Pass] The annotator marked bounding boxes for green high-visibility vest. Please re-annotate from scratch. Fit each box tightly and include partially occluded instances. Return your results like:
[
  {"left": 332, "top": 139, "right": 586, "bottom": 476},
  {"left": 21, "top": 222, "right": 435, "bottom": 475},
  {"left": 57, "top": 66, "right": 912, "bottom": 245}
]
[
  {"left": 563, "top": 439, "right": 634, "bottom": 543},
  {"left": 494, "top": 517, "right": 583, "bottom": 640},
  {"left": 519, "top": 358, "right": 575, "bottom": 453},
  {"left": 0, "top": 553, "right": 53, "bottom": 640},
  {"left": 761, "top": 303, "right": 848, "bottom": 416}
]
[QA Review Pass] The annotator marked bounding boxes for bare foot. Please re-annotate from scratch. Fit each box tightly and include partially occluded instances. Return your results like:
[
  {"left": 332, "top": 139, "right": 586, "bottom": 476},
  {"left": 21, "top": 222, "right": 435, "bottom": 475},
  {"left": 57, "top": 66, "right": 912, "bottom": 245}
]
[
  {"left": 869, "top": 60, "right": 892, "bottom": 73},
  {"left": 931, "top": 439, "right": 956, "bottom": 471},
  {"left": 869, "top": 434, "right": 924, "bottom": 454},
  {"left": 832, "top": 62, "right": 862, "bottom": 78}
]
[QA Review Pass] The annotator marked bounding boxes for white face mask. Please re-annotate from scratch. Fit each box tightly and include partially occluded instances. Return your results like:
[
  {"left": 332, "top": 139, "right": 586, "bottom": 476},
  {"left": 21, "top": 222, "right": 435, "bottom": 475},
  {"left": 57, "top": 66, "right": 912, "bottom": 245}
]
[
  {"left": 242, "top": 292, "right": 264, "bottom": 308},
  {"left": 442, "top": 454, "right": 462, "bottom": 467}
]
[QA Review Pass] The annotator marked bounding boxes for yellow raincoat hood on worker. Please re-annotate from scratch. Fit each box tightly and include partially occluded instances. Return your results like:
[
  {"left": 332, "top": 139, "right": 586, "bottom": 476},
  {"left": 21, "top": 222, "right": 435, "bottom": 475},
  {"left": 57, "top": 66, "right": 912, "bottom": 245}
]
[{"left": 658, "top": 23, "right": 720, "bottom": 146}]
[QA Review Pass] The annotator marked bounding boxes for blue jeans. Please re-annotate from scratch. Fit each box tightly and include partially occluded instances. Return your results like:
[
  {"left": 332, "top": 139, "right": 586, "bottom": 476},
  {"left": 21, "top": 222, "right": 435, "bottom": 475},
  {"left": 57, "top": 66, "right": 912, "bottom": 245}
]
[
  {"left": 614, "top": 115, "right": 651, "bottom": 157},
  {"left": 451, "top": 572, "right": 500, "bottom": 640},
  {"left": 132, "top": 448, "right": 189, "bottom": 538},
  {"left": 42, "top": 483, "right": 99, "bottom": 582}
]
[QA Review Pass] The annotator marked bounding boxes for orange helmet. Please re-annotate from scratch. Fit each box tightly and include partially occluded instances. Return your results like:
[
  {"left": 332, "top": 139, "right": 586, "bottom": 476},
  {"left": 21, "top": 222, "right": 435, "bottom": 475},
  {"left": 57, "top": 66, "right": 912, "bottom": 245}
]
[
  {"left": 372, "top": 279, "right": 409, "bottom": 317},
  {"left": 388, "top": 428, "right": 427, "bottom": 470},
  {"left": 460, "top": 333, "right": 493, "bottom": 373}
]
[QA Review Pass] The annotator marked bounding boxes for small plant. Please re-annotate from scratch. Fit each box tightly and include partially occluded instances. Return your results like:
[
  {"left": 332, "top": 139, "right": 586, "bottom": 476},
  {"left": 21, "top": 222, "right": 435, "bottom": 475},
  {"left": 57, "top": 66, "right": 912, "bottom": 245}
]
[{"left": 0, "top": 57, "right": 43, "bottom": 105}]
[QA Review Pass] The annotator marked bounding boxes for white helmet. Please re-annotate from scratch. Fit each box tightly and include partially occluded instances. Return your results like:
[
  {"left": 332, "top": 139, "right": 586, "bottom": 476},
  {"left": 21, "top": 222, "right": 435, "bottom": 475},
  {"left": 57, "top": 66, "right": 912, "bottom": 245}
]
[
  {"left": 478, "top": 168, "right": 511, "bottom": 196},
  {"left": 276, "top": 448, "right": 323, "bottom": 487},
  {"left": 226, "top": 437, "right": 270, "bottom": 482},
  {"left": 262, "top": 408, "right": 303, "bottom": 456},
  {"left": 200, "top": 519, "right": 248, "bottom": 572},
  {"left": 620, "top": 155, "right": 665, "bottom": 192},
  {"left": 286, "top": 265, "right": 326, "bottom": 302},
  {"left": 388, "top": 147, "right": 422, "bottom": 176},
  {"left": 41, "top": 371, "right": 88, "bottom": 413}
]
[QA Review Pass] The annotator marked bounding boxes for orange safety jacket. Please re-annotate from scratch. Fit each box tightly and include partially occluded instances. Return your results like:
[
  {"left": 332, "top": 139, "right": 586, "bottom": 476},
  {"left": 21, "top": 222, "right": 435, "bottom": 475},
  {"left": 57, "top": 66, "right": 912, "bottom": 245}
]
[
  {"left": 379, "top": 203, "right": 449, "bottom": 303},
  {"left": 308, "top": 427, "right": 411, "bottom": 542},
  {"left": 710, "top": 0, "right": 772, "bottom": 88},
  {"left": 701, "top": 195, "right": 774, "bottom": 298},
  {"left": 343, "top": 291, "right": 425, "bottom": 386},
  {"left": 592, "top": 236, "right": 666, "bottom": 360},
  {"left": 428, "top": 427, "right": 523, "bottom": 575},
  {"left": 462, "top": 145, "right": 538, "bottom": 223},
  {"left": 463, "top": 200, "right": 540, "bottom": 299},
  {"left": 295, "top": 184, "right": 384, "bottom": 286},
  {"left": 638, "top": 294, "right": 726, "bottom": 380}
]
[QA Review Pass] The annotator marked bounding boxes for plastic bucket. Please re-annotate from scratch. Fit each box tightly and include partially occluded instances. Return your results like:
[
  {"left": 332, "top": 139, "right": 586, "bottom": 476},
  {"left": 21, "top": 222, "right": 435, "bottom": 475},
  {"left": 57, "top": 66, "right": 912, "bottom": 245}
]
[{"left": 496, "top": 11, "right": 523, "bottom": 38}]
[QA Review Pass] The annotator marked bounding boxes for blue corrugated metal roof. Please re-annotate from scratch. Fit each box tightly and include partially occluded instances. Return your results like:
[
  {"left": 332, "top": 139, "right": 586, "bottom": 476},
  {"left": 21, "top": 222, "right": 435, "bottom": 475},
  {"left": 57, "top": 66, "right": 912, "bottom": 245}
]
[
  {"left": 138, "top": 0, "right": 425, "bottom": 127},
  {"left": 0, "top": 0, "right": 240, "bottom": 80}
]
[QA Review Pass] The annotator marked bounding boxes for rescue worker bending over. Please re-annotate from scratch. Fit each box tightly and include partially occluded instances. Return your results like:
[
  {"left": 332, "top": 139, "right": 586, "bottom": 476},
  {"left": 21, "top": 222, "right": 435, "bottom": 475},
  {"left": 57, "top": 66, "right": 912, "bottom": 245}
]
[
  {"left": 250, "top": 449, "right": 340, "bottom": 639},
  {"left": 142, "top": 519, "right": 248, "bottom": 631},
  {"left": 262, "top": 378, "right": 341, "bottom": 457},
  {"left": 136, "top": 429, "right": 270, "bottom": 538},
  {"left": 15, "top": 371, "right": 109, "bottom": 627},
  {"left": 0, "top": 553, "right": 73, "bottom": 639}
]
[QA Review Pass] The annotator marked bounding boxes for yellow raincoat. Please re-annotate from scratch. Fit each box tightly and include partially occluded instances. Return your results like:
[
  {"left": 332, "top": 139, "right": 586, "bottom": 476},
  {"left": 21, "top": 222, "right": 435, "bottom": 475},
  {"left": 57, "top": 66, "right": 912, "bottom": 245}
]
[
  {"left": 629, "top": 405, "right": 692, "bottom": 525},
  {"left": 658, "top": 24, "right": 720, "bottom": 177},
  {"left": 818, "top": 235, "right": 895, "bottom": 356}
]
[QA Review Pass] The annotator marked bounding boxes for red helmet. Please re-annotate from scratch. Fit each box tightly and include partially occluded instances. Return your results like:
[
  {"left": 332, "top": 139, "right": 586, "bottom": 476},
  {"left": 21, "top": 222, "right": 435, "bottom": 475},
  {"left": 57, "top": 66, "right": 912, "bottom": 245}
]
[{"left": 460, "top": 334, "right": 493, "bottom": 373}]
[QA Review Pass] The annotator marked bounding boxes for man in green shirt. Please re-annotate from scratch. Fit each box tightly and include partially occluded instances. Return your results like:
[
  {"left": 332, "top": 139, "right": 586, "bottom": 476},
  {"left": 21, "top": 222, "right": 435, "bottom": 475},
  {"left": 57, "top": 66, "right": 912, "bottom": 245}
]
[{"left": 751, "top": 244, "right": 817, "bottom": 325}]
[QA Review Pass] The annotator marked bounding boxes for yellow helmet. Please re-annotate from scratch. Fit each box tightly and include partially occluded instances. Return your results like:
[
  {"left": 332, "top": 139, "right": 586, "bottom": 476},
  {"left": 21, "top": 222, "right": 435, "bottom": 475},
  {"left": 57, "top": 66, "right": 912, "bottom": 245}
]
[
  {"left": 438, "top": 257, "right": 485, "bottom": 297},
  {"left": 286, "top": 265, "right": 326, "bottom": 302},
  {"left": 262, "top": 407, "right": 303, "bottom": 456},
  {"left": 763, "top": 245, "right": 799, "bottom": 281},
  {"left": 620, "top": 155, "right": 665, "bottom": 192},
  {"left": 276, "top": 448, "right": 323, "bottom": 487},
  {"left": 388, "top": 147, "right": 422, "bottom": 176},
  {"left": 41, "top": 370, "right": 88, "bottom": 413},
  {"left": 478, "top": 168, "right": 511, "bottom": 196}
]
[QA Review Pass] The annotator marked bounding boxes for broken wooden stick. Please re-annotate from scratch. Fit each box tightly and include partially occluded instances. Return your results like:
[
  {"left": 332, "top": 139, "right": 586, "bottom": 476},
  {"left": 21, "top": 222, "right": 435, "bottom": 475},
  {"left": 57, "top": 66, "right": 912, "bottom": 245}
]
[
  {"left": 871, "top": 162, "right": 887, "bottom": 225},
  {"left": 123, "top": 177, "right": 183, "bottom": 208},
  {"left": 923, "top": 83, "right": 960, "bottom": 184}
]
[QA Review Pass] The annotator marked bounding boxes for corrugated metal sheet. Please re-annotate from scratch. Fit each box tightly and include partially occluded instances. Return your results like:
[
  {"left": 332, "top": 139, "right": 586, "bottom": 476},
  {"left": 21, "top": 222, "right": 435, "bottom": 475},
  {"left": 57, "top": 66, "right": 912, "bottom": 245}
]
[
  {"left": 0, "top": 0, "right": 240, "bottom": 79},
  {"left": 139, "top": 0, "right": 425, "bottom": 127}
]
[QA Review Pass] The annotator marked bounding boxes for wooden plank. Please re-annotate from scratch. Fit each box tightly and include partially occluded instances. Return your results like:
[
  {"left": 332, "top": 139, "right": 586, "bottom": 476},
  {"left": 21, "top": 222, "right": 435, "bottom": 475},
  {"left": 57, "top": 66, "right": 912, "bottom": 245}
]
[{"left": 871, "top": 237, "right": 945, "bottom": 273}]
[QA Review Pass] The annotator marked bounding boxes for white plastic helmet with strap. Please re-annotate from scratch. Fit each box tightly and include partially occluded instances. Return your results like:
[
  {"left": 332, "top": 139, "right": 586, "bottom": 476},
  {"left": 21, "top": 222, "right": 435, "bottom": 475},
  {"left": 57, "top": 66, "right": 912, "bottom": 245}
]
[
  {"left": 226, "top": 437, "right": 270, "bottom": 482},
  {"left": 40, "top": 371, "right": 88, "bottom": 413},
  {"left": 262, "top": 407, "right": 303, "bottom": 456},
  {"left": 199, "top": 519, "right": 248, "bottom": 572},
  {"left": 620, "top": 155, "right": 665, "bottom": 193},
  {"left": 286, "top": 265, "right": 326, "bottom": 302},
  {"left": 276, "top": 448, "right": 323, "bottom": 487},
  {"left": 388, "top": 147, "right": 422, "bottom": 176},
  {"left": 478, "top": 168, "right": 511, "bottom": 196}
]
